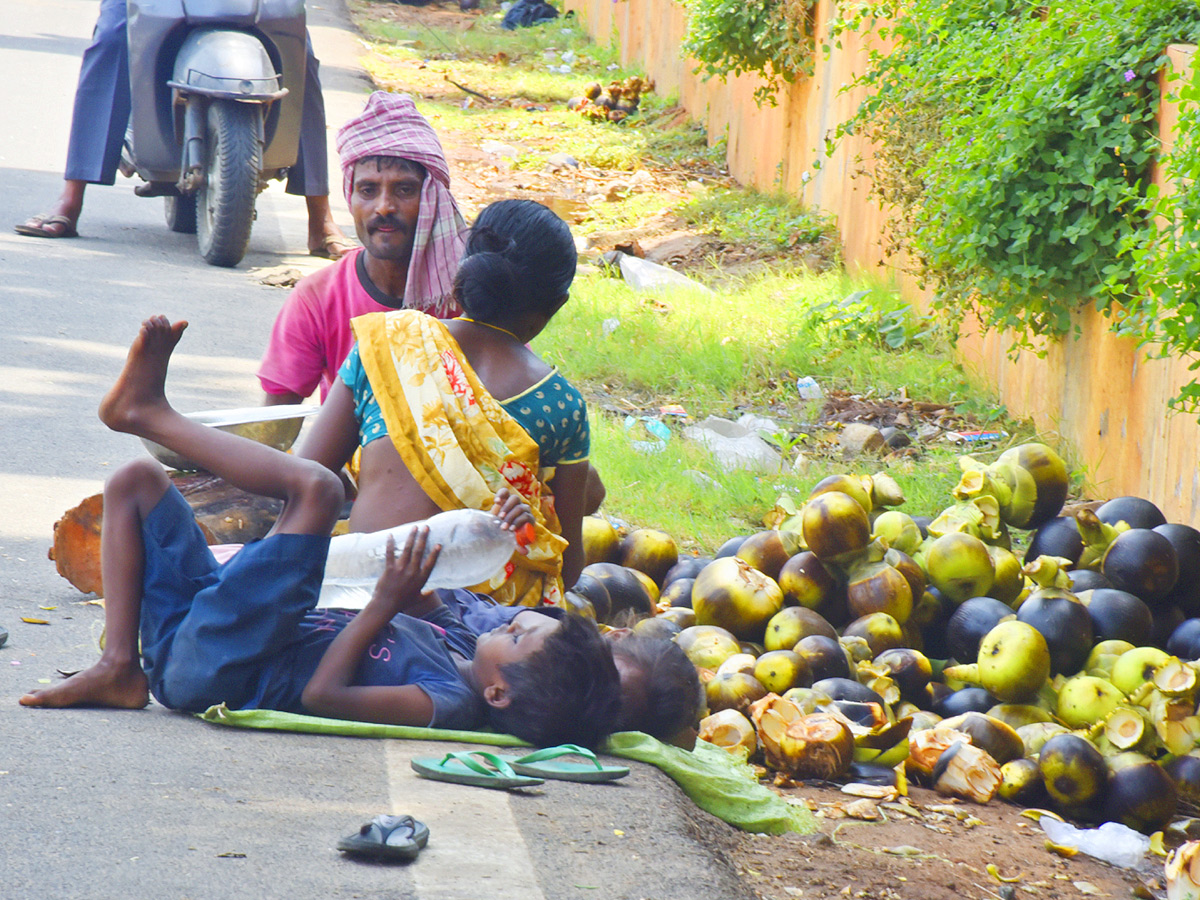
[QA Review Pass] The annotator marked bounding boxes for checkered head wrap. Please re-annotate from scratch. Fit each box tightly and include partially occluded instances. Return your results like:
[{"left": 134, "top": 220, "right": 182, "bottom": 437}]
[{"left": 337, "top": 92, "right": 467, "bottom": 317}]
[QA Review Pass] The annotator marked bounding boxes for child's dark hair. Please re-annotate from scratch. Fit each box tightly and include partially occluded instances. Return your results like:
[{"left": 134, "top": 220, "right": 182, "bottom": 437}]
[
  {"left": 454, "top": 199, "right": 576, "bottom": 324},
  {"left": 612, "top": 636, "right": 703, "bottom": 742},
  {"left": 488, "top": 614, "right": 620, "bottom": 748}
]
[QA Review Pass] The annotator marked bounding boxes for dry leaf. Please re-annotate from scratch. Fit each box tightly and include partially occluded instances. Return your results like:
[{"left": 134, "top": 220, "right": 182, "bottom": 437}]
[{"left": 21, "top": 617, "right": 49, "bottom": 625}]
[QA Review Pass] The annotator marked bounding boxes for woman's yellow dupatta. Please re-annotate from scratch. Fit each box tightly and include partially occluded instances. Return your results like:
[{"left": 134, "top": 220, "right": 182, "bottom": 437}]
[{"left": 351, "top": 310, "right": 566, "bottom": 606}]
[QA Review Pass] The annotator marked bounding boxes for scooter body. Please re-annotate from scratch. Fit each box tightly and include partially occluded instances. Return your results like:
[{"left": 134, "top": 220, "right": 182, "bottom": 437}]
[{"left": 122, "top": 0, "right": 306, "bottom": 266}]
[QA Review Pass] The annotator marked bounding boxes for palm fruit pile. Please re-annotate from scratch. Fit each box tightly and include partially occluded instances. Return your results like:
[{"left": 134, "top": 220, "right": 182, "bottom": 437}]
[
  {"left": 573, "top": 442, "right": 1200, "bottom": 835},
  {"left": 573, "top": 76, "right": 651, "bottom": 124}
]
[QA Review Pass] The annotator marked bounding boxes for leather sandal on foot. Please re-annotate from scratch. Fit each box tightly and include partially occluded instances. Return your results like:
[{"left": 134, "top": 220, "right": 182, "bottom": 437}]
[
  {"left": 336, "top": 814, "right": 429, "bottom": 861},
  {"left": 14, "top": 214, "right": 78, "bottom": 239},
  {"left": 310, "top": 235, "right": 355, "bottom": 260}
]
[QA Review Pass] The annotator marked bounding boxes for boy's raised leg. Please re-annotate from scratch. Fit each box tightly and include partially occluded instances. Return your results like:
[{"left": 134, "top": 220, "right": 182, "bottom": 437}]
[
  {"left": 22, "top": 316, "right": 342, "bottom": 708},
  {"left": 99, "top": 316, "right": 342, "bottom": 537}
]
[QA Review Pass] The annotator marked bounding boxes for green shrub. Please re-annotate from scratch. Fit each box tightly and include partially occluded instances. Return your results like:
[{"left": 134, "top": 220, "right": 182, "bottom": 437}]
[
  {"left": 682, "top": 0, "right": 816, "bottom": 103},
  {"left": 836, "top": 0, "right": 1200, "bottom": 350}
]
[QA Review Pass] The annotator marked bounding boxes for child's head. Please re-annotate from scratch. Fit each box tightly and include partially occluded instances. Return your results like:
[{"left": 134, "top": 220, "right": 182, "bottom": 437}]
[
  {"left": 474, "top": 611, "right": 620, "bottom": 748},
  {"left": 454, "top": 199, "right": 576, "bottom": 328},
  {"left": 607, "top": 633, "right": 703, "bottom": 744}
]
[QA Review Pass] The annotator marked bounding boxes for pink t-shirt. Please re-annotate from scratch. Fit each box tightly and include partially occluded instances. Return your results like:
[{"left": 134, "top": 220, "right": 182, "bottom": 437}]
[{"left": 258, "top": 249, "right": 459, "bottom": 401}]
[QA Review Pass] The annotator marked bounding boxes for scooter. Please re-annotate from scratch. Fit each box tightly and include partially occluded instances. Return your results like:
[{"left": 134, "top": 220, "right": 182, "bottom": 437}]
[{"left": 120, "top": 0, "right": 306, "bottom": 267}]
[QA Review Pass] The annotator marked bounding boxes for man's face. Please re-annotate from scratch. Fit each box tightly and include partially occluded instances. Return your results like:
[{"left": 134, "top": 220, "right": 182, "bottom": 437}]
[{"left": 349, "top": 159, "right": 425, "bottom": 264}]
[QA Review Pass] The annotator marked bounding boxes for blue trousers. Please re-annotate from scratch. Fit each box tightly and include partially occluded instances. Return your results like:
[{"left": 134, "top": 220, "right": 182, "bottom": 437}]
[{"left": 66, "top": 0, "right": 329, "bottom": 196}]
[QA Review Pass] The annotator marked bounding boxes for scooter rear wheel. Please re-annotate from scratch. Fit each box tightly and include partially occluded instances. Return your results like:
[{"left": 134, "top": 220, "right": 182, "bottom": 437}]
[{"left": 197, "top": 100, "right": 262, "bottom": 267}]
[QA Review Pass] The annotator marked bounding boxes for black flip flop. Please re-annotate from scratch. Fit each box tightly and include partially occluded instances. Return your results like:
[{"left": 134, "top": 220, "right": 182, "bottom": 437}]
[{"left": 336, "top": 814, "right": 430, "bottom": 861}]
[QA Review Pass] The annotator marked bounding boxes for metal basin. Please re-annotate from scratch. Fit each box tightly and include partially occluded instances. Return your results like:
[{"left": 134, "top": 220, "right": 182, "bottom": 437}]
[{"left": 140, "top": 404, "right": 320, "bottom": 471}]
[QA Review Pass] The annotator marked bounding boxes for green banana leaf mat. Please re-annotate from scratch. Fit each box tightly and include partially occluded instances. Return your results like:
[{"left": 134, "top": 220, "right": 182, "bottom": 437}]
[{"left": 198, "top": 704, "right": 815, "bottom": 835}]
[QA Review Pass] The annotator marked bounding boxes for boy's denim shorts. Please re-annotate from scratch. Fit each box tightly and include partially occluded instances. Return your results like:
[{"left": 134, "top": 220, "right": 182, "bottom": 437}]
[{"left": 137, "top": 486, "right": 329, "bottom": 712}]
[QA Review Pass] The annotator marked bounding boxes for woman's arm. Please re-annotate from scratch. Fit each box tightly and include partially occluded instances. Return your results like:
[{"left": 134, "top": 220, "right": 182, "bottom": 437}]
[
  {"left": 549, "top": 460, "right": 589, "bottom": 589},
  {"left": 301, "top": 529, "right": 442, "bottom": 725},
  {"left": 294, "top": 379, "right": 361, "bottom": 476}
]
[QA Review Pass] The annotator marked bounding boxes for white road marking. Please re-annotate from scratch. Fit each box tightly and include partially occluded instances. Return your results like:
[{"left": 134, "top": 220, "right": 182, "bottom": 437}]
[{"left": 386, "top": 743, "right": 547, "bottom": 900}]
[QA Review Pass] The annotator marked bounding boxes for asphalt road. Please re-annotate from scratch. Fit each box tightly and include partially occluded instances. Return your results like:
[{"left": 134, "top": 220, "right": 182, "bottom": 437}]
[{"left": 0, "top": 3, "right": 752, "bottom": 898}]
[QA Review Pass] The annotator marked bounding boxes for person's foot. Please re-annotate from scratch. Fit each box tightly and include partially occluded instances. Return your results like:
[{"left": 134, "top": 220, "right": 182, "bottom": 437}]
[
  {"left": 306, "top": 195, "right": 355, "bottom": 259},
  {"left": 15, "top": 212, "right": 79, "bottom": 239},
  {"left": 98, "top": 316, "right": 188, "bottom": 435},
  {"left": 19, "top": 658, "right": 149, "bottom": 709},
  {"left": 309, "top": 229, "right": 355, "bottom": 260},
  {"left": 15, "top": 189, "right": 83, "bottom": 239}
]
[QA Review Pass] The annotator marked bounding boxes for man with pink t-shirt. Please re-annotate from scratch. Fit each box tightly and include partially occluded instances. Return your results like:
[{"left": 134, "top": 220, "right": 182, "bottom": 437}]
[{"left": 258, "top": 93, "right": 468, "bottom": 405}]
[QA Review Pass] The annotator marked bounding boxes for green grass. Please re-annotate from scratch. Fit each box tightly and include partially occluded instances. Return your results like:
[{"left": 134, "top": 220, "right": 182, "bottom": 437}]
[
  {"left": 355, "top": 4, "right": 625, "bottom": 70},
  {"left": 682, "top": 187, "right": 833, "bottom": 250},
  {"left": 532, "top": 272, "right": 1038, "bottom": 552}
]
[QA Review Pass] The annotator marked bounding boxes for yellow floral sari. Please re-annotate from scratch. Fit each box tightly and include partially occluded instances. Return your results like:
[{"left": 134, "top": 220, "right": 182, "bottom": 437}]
[{"left": 351, "top": 310, "right": 566, "bottom": 606}]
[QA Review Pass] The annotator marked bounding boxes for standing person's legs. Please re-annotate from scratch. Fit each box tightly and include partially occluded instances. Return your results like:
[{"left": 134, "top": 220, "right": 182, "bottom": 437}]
[
  {"left": 288, "top": 33, "right": 352, "bottom": 259},
  {"left": 15, "top": 0, "right": 130, "bottom": 238}
]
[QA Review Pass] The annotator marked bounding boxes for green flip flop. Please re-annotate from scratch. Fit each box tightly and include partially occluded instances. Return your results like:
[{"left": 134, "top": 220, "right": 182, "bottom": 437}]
[
  {"left": 410, "top": 750, "right": 545, "bottom": 790},
  {"left": 496, "top": 744, "right": 631, "bottom": 783}
]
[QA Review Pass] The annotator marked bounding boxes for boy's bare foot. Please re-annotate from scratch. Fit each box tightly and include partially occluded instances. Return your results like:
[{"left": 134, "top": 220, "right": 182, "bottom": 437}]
[
  {"left": 20, "top": 658, "right": 149, "bottom": 709},
  {"left": 98, "top": 316, "right": 188, "bottom": 434}
]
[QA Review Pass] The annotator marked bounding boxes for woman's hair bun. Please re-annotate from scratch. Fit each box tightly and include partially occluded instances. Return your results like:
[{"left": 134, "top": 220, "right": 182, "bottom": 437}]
[
  {"left": 466, "top": 225, "right": 518, "bottom": 258},
  {"left": 454, "top": 250, "right": 520, "bottom": 321}
]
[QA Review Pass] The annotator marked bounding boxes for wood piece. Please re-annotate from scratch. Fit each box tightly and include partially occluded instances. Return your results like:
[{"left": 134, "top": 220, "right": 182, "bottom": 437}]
[
  {"left": 48, "top": 475, "right": 282, "bottom": 595},
  {"left": 48, "top": 492, "right": 105, "bottom": 596}
]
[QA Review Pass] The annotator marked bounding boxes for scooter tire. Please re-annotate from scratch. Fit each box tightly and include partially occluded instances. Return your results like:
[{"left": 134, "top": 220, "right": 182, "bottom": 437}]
[
  {"left": 165, "top": 194, "right": 198, "bottom": 234},
  {"left": 197, "top": 100, "right": 262, "bottom": 268}
]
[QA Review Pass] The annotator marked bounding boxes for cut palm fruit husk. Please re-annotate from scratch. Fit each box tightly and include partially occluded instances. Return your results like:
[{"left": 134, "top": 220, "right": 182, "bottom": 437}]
[
  {"left": 697, "top": 709, "right": 757, "bottom": 759},
  {"left": 1155, "top": 660, "right": 1199, "bottom": 697},
  {"left": 853, "top": 716, "right": 913, "bottom": 751},
  {"left": 908, "top": 728, "right": 971, "bottom": 776},
  {"left": 841, "top": 782, "right": 897, "bottom": 800},
  {"left": 931, "top": 740, "right": 1002, "bottom": 803},
  {"left": 1021, "top": 808, "right": 1065, "bottom": 823},
  {"left": 1165, "top": 840, "right": 1200, "bottom": 900},
  {"left": 1150, "top": 831, "right": 1168, "bottom": 857},
  {"left": 1105, "top": 706, "right": 1151, "bottom": 751},
  {"left": 1045, "top": 840, "right": 1080, "bottom": 858},
  {"left": 986, "top": 863, "right": 1022, "bottom": 883}
]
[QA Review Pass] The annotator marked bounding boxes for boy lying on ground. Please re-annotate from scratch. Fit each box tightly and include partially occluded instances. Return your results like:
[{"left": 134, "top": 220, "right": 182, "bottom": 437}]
[{"left": 20, "top": 317, "right": 620, "bottom": 749}]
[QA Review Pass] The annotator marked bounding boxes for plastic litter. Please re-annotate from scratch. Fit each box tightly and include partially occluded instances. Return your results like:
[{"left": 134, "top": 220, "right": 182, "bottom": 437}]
[
  {"left": 682, "top": 416, "right": 782, "bottom": 473},
  {"left": 1039, "top": 817, "right": 1150, "bottom": 869},
  {"left": 624, "top": 415, "right": 671, "bottom": 454},
  {"left": 611, "top": 251, "right": 713, "bottom": 293},
  {"left": 796, "top": 376, "right": 824, "bottom": 400},
  {"left": 317, "top": 509, "right": 520, "bottom": 609},
  {"left": 944, "top": 429, "right": 1008, "bottom": 443},
  {"left": 601, "top": 317, "right": 621, "bottom": 336}
]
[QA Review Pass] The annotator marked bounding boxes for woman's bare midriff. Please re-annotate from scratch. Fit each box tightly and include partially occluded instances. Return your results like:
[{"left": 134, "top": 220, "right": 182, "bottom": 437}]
[{"left": 347, "top": 438, "right": 442, "bottom": 533}]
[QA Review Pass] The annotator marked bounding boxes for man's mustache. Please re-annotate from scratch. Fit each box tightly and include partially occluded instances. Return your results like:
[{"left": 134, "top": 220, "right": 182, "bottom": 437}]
[{"left": 368, "top": 216, "right": 408, "bottom": 232}]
